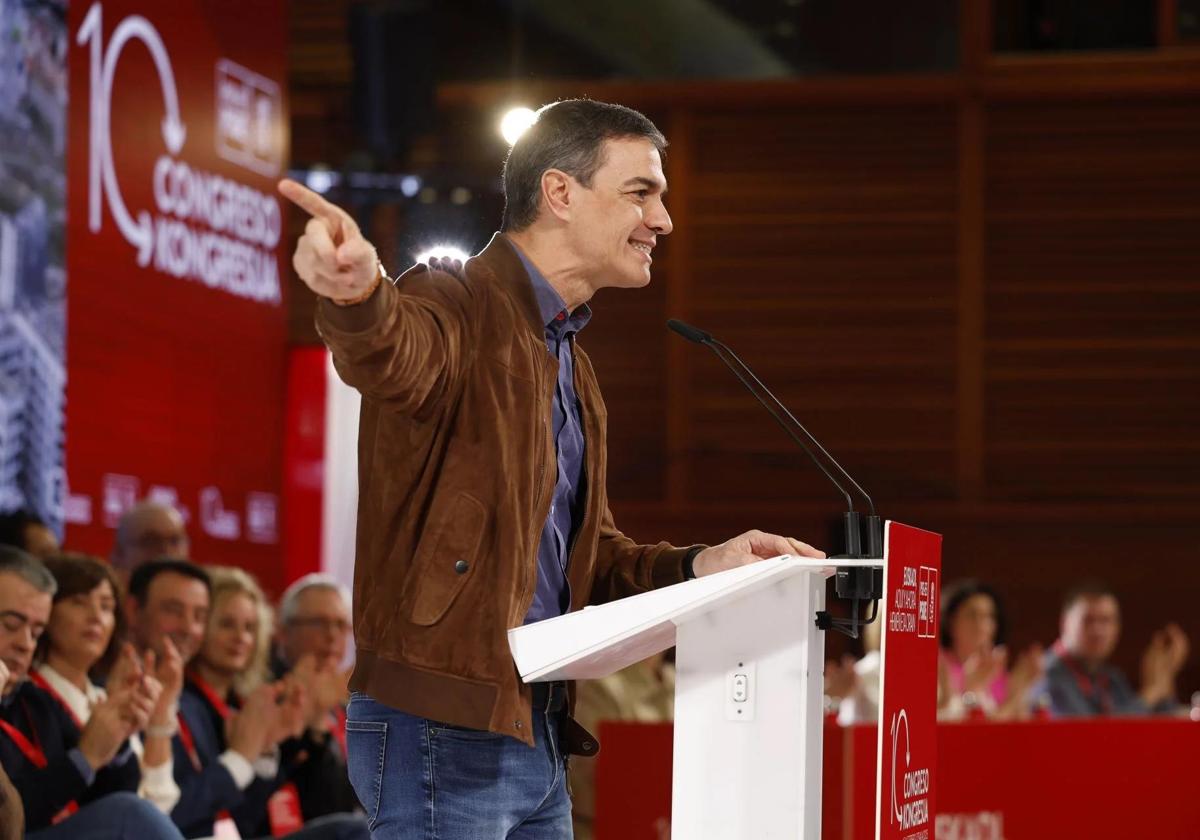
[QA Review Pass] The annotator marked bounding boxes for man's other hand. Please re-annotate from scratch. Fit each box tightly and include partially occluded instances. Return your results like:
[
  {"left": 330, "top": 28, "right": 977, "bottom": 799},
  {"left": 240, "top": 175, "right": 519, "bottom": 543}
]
[{"left": 692, "top": 529, "right": 824, "bottom": 578}]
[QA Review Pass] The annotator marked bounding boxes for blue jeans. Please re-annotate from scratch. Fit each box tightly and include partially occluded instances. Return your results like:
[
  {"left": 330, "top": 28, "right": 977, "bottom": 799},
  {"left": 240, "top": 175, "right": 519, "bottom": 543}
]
[
  {"left": 281, "top": 813, "right": 372, "bottom": 840},
  {"left": 28, "top": 792, "right": 184, "bottom": 840},
  {"left": 345, "top": 692, "right": 571, "bottom": 840}
]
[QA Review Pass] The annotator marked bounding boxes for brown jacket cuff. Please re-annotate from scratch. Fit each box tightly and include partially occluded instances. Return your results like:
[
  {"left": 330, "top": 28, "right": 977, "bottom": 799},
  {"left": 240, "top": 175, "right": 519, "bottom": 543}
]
[{"left": 316, "top": 278, "right": 391, "bottom": 336}]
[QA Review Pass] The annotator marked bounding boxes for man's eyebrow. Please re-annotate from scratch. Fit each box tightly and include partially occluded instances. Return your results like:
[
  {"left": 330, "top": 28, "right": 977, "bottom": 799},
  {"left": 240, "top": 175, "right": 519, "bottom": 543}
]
[
  {"left": 0, "top": 609, "right": 41, "bottom": 627},
  {"left": 621, "top": 176, "right": 667, "bottom": 194}
]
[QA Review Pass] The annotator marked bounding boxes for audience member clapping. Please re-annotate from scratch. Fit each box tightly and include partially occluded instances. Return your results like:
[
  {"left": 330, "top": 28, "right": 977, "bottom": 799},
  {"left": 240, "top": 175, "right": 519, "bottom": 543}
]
[
  {"left": 0, "top": 661, "right": 22, "bottom": 840},
  {"left": 1031, "top": 580, "right": 1190, "bottom": 717},
  {"left": 938, "top": 580, "right": 1043, "bottom": 721},
  {"left": 176, "top": 566, "right": 366, "bottom": 840},
  {"left": 827, "top": 615, "right": 883, "bottom": 726},
  {"left": 272, "top": 575, "right": 364, "bottom": 824},
  {"left": 34, "top": 554, "right": 183, "bottom": 814},
  {"left": 0, "top": 547, "right": 183, "bottom": 840}
]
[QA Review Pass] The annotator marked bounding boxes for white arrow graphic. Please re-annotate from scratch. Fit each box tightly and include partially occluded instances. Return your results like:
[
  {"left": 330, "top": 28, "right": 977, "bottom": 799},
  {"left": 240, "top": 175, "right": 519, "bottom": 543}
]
[
  {"left": 890, "top": 708, "right": 911, "bottom": 825},
  {"left": 77, "top": 3, "right": 187, "bottom": 266}
]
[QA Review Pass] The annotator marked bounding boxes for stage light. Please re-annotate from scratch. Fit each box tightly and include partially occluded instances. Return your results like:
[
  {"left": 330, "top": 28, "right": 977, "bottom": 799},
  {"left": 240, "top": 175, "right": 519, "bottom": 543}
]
[
  {"left": 400, "top": 175, "right": 422, "bottom": 197},
  {"left": 305, "top": 167, "right": 337, "bottom": 194},
  {"left": 415, "top": 245, "right": 470, "bottom": 265},
  {"left": 499, "top": 107, "right": 537, "bottom": 145}
]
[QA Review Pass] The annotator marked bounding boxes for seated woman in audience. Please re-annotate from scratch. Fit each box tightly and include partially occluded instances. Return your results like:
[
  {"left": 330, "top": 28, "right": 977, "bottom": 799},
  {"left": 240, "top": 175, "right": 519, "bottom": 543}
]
[
  {"left": 938, "top": 579, "right": 1043, "bottom": 721},
  {"left": 1, "top": 552, "right": 182, "bottom": 838},
  {"left": 174, "top": 566, "right": 366, "bottom": 840},
  {"left": 33, "top": 554, "right": 183, "bottom": 814}
]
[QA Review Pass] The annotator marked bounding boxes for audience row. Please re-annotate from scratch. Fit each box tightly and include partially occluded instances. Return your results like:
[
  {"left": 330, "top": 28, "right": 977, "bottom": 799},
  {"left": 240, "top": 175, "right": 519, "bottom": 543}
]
[
  {"left": 829, "top": 577, "right": 1192, "bottom": 723},
  {"left": 0, "top": 503, "right": 367, "bottom": 840}
]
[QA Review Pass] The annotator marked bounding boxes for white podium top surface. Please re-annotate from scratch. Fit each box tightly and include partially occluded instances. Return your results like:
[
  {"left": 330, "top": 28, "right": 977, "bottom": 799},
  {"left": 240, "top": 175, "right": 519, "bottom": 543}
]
[{"left": 508, "top": 553, "right": 881, "bottom": 683}]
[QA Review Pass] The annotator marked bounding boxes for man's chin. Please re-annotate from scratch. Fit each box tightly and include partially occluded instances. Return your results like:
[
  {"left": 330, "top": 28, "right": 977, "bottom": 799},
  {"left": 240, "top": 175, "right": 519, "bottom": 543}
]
[{"left": 621, "top": 265, "right": 653, "bottom": 288}]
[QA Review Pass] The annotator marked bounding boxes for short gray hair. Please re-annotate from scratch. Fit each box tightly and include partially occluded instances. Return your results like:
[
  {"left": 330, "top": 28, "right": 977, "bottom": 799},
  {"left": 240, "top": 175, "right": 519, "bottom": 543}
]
[
  {"left": 0, "top": 545, "right": 57, "bottom": 595},
  {"left": 501, "top": 99, "right": 667, "bottom": 232},
  {"left": 278, "top": 573, "right": 351, "bottom": 625}
]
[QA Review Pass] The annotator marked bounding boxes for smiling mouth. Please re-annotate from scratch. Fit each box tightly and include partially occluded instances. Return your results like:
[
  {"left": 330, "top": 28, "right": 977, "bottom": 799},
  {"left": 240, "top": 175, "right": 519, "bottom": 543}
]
[{"left": 629, "top": 240, "right": 653, "bottom": 261}]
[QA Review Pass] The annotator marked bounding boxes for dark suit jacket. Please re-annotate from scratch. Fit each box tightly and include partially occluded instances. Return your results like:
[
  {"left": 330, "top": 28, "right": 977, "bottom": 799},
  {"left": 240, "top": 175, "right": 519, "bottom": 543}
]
[
  {"left": 0, "top": 681, "right": 138, "bottom": 831},
  {"left": 259, "top": 656, "right": 361, "bottom": 831},
  {"left": 170, "top": 678, "right": 280, "bottom": 839}
]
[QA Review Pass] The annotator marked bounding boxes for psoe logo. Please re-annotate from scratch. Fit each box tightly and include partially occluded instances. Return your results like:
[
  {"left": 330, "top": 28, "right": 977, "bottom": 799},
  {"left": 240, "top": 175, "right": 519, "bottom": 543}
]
[
  {"left": 76, "top": 2, "right": 282, "bottom": 305},
  {"left": 215, "top": 59, "right": 282, "bottom": 177}
]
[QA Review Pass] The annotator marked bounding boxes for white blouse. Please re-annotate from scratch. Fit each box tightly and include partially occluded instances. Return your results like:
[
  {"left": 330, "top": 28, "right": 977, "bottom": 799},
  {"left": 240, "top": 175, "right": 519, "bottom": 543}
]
[{"left": 33, "top": 663, "right": 181, "bottom": 814}]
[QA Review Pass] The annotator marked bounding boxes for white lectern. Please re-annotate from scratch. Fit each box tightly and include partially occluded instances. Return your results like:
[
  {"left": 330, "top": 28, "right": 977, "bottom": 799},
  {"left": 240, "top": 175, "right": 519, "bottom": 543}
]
[{"left": 508, "top": 552, "right": 882, "bottom": 839}]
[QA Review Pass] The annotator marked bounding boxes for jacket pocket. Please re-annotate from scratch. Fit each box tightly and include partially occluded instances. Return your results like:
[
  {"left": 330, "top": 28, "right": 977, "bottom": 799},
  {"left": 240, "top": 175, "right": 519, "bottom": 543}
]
[{"left": 408, "top": 491, "right": 488, "bottom": 626}]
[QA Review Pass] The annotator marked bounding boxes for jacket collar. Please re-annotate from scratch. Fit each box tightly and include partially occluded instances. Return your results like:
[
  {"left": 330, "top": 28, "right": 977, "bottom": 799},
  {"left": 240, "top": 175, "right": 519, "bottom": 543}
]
[{"left": 473, "top": 232, "right": 552, "bottom": 338}]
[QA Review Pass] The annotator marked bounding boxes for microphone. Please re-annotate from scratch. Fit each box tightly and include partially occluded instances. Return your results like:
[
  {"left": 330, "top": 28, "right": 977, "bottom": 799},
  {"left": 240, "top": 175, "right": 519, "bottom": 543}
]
[
  {"left": 667, "top": 317, "right": 883, "bottom": 635},
  {"left": 668, "top": 319, "right": 858, "bottom": 517},
  {"left": 665, "top": 319, "right": 712, "bottom": 345}
]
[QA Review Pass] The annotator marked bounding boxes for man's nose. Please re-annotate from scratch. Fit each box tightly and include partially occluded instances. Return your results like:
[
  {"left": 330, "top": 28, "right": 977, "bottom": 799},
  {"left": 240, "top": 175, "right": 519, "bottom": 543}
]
[
  {"left": 647, "top": 201, "right": 673, "bottom": 236},
  {"left": 14, "top": 627, "right": 36, "bottom": 651}
]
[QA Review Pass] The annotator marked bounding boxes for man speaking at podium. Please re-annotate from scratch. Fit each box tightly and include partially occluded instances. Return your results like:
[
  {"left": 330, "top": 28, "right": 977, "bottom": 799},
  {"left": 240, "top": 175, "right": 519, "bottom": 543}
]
[{"left": 279, "top": 99, "right": 824, "bottom": 840}]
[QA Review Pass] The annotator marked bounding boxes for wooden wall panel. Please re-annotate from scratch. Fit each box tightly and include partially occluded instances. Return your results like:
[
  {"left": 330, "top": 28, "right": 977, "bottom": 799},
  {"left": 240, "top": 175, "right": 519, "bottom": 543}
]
[
  {"left": 984, "top": 99, "right": 1200, "bottom": 501},
  {"left": 681, "top": 106, "right": 960, "bottom": 505}
]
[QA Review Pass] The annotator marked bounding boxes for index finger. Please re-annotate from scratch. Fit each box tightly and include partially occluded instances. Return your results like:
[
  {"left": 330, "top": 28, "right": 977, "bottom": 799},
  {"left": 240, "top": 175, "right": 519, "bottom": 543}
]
[{"left": 278, "top": 178, "right": 348, "bottom": 231}]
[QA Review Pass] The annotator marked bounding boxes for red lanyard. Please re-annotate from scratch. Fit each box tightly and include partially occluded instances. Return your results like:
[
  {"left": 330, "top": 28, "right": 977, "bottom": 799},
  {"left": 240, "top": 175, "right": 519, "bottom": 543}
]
[
  {"left": 0, "top": 717, "right": 45, "bottom": 768},
  {"left": 1054, "top": 641, "right": 1112, "bottom": 714},
  {"left": 29, "top": 670, "right": 85, "bottom": 730},
  {"left": 176, "top": 714, "right": 204, "bottom": 771},
  {"left": 180, "top": 671, "right": 236, "bottom": 771},
  {"left": 188, "top": 672, "right": 235, "bottom": 720},
  {"left": 0, "top": 702, "right": 80, "bottom": 824},
  {"left": 176, "top": 711, "right": 234, "bottom": 824}
]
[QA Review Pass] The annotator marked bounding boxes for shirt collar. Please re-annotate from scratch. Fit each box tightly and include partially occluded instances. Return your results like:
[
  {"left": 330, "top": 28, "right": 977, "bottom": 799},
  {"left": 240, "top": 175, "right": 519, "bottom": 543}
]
[
  {"left": 34, "top": 663, "right": 104, "bottom": 720},
  {"left": 509, "top": 241, "right": 592, "bottom": 336}
]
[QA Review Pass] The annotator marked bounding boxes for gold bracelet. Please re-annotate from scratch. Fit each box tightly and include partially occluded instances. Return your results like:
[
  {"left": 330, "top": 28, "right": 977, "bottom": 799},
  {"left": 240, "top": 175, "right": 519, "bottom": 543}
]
[{"left": 330, "top": 261, "right": 384, "bottom": 307}]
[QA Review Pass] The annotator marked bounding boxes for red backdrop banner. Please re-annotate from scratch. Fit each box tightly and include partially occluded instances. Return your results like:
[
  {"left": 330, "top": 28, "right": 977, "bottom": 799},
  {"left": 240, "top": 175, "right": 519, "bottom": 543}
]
[{"left": 65, "top": 0, "right": 289, "bottom": 592}]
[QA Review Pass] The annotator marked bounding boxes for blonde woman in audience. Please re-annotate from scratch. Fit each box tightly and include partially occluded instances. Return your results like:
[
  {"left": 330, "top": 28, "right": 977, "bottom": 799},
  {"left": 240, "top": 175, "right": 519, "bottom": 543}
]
[
  {"left": 176, "top": 565, "right": 366, "bottom": 840},
  {"left": 32, "top": 553, "right": 182, "bottom": 813},
  {"left": 938, "top": 579, "right": 1043, "bottom": 721}
]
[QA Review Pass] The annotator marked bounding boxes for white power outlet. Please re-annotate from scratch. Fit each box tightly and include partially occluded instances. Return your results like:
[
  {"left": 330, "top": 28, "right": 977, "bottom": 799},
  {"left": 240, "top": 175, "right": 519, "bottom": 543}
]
[{"left": 725, "top": 660, "right": 756, "bottom": 721}]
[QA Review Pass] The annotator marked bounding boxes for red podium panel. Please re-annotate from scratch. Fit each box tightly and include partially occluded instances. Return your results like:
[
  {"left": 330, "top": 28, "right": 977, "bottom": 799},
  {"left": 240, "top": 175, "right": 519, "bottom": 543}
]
[
  {"left": 877, "top": 523, "right": 942, "bottom": 840},
  {"left": 595, "top": 719, "right": 1200, "bottom": 839}
]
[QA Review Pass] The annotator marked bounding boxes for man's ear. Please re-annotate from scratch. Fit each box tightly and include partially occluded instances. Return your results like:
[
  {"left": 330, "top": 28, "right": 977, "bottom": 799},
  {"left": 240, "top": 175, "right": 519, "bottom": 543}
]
[{"left": 540, "top": 169, "right": 574, "bottom": 222}]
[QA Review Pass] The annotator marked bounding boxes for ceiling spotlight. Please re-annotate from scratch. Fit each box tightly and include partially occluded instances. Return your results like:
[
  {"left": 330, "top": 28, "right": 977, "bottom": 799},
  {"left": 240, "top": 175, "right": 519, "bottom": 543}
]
[
  {"left": 415, "top": 245, "right": 471, "bottom": 266},
  {"left": 499, "top": 107, "right": 537, "bottom": 146},
  {"left": 304, "top": 167, "right": 337, "bottom": 194}
]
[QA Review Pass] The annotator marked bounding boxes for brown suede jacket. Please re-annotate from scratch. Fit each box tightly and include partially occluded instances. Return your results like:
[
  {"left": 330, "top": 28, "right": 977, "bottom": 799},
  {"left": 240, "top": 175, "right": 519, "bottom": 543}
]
[{"left": 316, "top": 233, "right": 694, "bottom": 750}]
